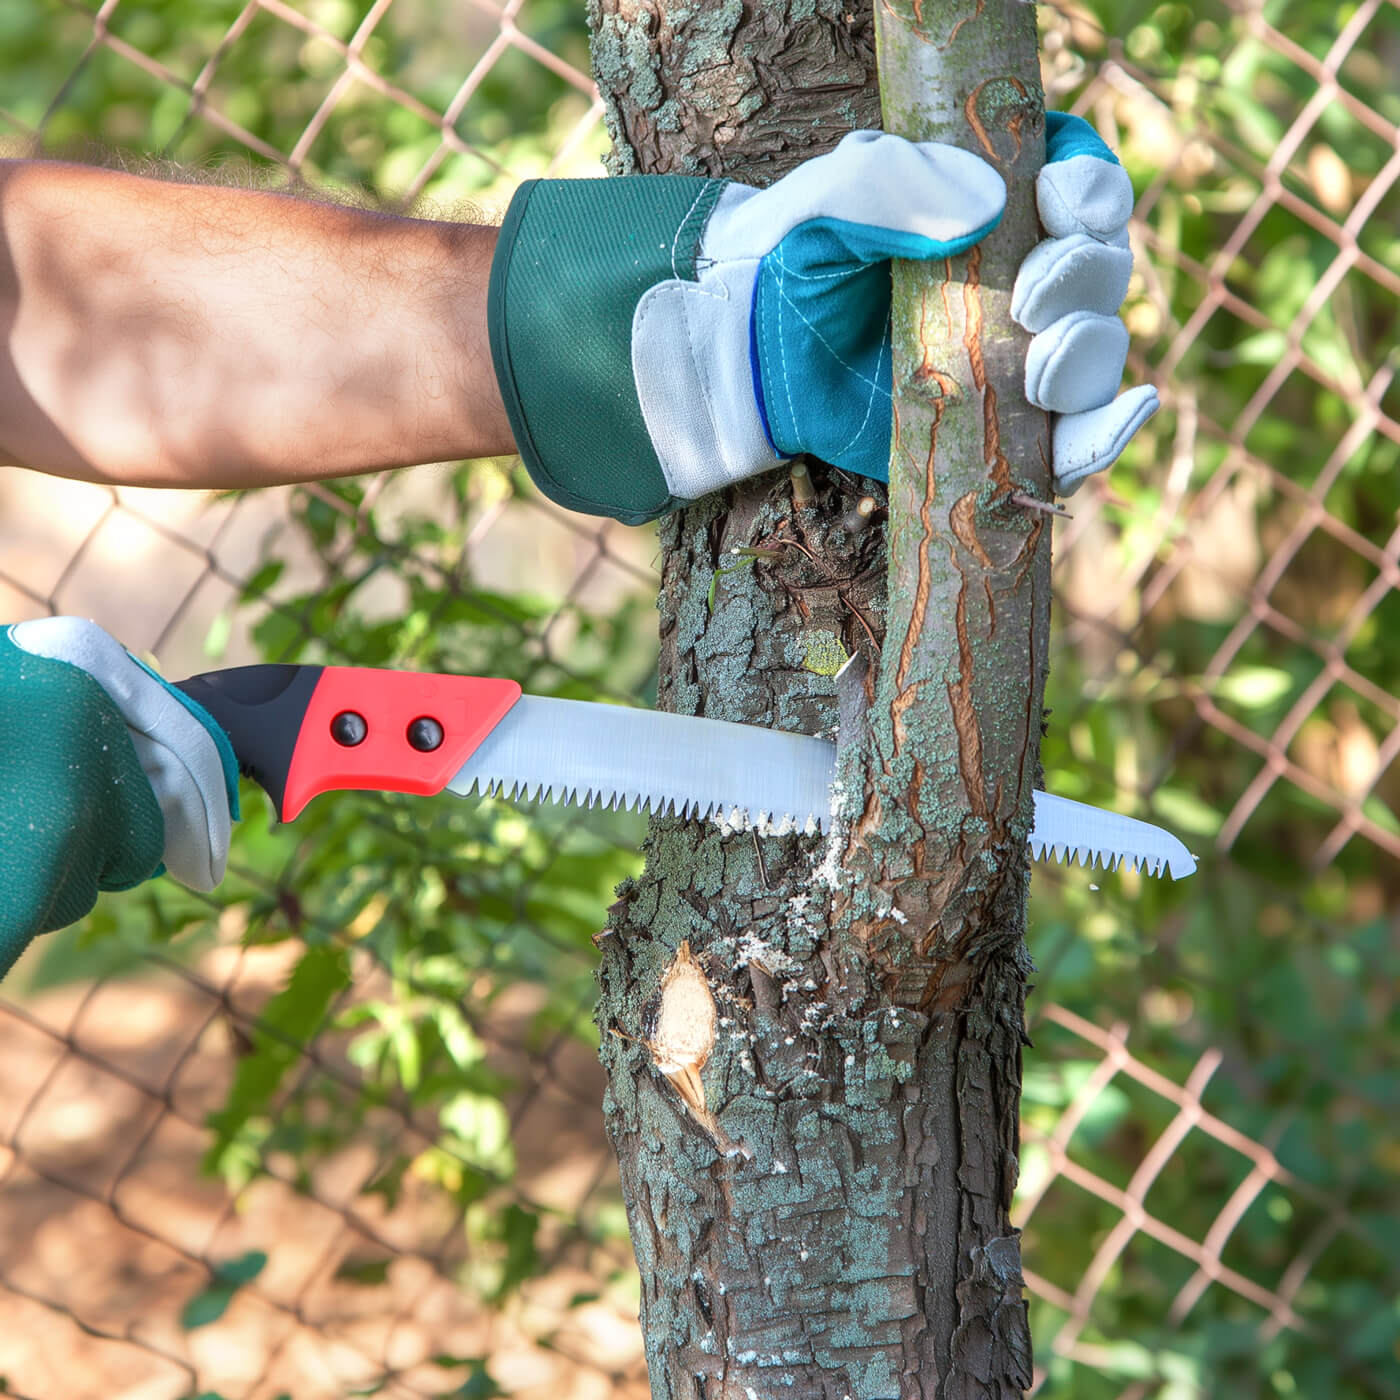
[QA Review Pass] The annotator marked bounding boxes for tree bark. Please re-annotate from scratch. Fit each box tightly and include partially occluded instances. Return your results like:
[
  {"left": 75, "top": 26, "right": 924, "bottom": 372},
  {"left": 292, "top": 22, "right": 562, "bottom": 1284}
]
[{"left": 587, "top": 2, "right": 1045, "bottom": 1397}]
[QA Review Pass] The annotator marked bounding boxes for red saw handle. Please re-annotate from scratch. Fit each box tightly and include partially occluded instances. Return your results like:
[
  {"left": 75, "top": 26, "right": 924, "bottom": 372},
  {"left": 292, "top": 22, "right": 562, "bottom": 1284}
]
[{"left": 176, "top": 665, "right": 521, "bottom": 820}]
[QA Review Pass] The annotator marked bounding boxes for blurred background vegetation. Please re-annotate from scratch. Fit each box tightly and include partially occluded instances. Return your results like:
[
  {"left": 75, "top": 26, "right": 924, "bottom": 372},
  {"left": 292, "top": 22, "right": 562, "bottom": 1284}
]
[{"left": 1, "top": 0, "right": 1397, "bottom": 1397}]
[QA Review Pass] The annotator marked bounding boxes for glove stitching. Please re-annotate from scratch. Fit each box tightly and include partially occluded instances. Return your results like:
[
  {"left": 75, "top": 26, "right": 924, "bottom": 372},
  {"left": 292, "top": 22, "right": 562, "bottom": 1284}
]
[
  {"left": 826, "top": 311, "right": 890, "bottom": 464},
  {"left": 773, "top": 276, "right": 890, "bottom": 394},
  {"left": 673, "top": 186, "right": 712, "bottom": 281},
  {"left": 770, "top": 250, "right": 888, "bottom": 392},
  {"left": 775, "top": 256, "right": 798, "bottom": 449},
  {"left": 770, "top": 261, "right": 869, "bottom": 284}
]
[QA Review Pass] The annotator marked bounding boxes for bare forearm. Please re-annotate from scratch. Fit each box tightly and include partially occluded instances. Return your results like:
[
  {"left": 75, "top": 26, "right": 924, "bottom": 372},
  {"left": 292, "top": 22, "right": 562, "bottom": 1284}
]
[{"left": 0, "top": 160, "right": 514, "bottom": 488}]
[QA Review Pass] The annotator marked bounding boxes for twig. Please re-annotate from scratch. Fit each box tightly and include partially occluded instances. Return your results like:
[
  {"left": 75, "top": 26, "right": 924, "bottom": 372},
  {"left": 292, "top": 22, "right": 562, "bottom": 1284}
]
[
  {"left": 790, "top": 461, "right": 816, "bottom": 506},
  {"left": 838, "top": 591, "right": 881, "bottom": 652},
  {"left": 751, "top": 829, "right": 772, "bottom": 890},
  {"left": 1008, "top": 491, "right": 1071, "bottom": 518}
]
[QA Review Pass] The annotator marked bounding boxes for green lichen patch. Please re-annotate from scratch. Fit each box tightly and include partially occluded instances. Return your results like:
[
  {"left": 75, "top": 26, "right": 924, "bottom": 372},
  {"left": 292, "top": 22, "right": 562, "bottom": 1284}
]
[{"left": 801, "top": 628, "right": 850, "bottom": 677}]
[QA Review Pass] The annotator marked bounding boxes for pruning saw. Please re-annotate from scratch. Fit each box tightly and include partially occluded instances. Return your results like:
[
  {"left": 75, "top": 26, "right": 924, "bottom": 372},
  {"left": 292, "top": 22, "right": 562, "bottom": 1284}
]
[{"left": 175, "top": 664, "right": 1196, "bottom": 880}]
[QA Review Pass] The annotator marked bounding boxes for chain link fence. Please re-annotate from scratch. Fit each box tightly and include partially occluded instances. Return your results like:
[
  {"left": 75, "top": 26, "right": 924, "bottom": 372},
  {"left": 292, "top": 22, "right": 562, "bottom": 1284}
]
[{"left": 1, "top": 0, "right": 1397, "bottom": 1396}]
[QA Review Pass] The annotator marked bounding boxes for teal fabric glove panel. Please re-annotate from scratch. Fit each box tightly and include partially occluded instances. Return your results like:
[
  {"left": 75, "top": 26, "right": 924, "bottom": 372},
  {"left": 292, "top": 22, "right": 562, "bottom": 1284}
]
[
  {"left": 752, "top": 213, "right": 994, "bottom": 477},
  {"left": 0, "top": 630, "right": 165, "bottom": 976}
]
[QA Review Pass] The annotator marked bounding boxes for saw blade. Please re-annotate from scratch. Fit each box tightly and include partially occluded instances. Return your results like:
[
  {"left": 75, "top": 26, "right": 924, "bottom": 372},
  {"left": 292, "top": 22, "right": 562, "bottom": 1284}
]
[
  {"left": 1028, "top": 791, "right": 1196, "bottom": 880},
  {"left": 448, "top": 696, "right": 836, "bottom": 832},
  {"left": 448, "top": 696, "right": 1196, "bottom": 878}
]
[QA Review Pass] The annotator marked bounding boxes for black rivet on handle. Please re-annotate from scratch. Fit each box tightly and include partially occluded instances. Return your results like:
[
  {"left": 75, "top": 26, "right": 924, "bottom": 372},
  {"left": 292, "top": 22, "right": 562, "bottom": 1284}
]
[
  {"left": 331, "top": 710, "right": 368, "bottom": 746},
  {"left": 407, "top": 716, "right": 444, "bottom": 752}
]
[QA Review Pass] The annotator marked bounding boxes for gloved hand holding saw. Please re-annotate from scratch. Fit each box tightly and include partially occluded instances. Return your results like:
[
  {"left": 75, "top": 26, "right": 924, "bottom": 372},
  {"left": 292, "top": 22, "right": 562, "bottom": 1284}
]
[
  {"left": 0, "top": 602, "right": 1195, "bottom": 979},
  {"left": 0, "top": 619, "right": 238, "bottom": 978},
  {"left": 489, "top": 111, "right": 1157, "bottom": 521}
]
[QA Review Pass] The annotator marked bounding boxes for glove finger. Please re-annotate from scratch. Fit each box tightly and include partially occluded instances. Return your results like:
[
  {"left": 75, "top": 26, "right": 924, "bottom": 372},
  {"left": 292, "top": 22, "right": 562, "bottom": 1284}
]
[
  {"left": 1052, "top": 385, "right": 1160, "bottom": 495},
  {"left": 1011, "top": 234, "right": 1133, "bottom": 333},
  {"left": 1025, "top": 311, "right": 1129, "bottom": 414},
  {"left": 1045, "top": 111, "right": 1118, "bottom": 166},
  {"left": 1037, "top": 154, "right": 1134, "bottom": 242},
  {"left": 11, "top": 618, "right": 233, "bottom": 891},
  {"left": 706, "top": 131, "right": 1006, "bottom": 263}
]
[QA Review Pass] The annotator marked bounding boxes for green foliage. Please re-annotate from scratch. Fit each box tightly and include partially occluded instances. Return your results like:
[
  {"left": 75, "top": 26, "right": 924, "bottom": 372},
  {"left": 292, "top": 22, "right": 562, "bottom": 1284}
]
[
  {"left": 67, "top": 465, "right": 652, "bottom": 1328},
  {"left": 1030, "top": 2, "right": 1400, "bottom": 1395},
  {"left": 428, "top": 1358, "right": 507, "bottom": 1400},
  {"left": 2, "top": 0, "right": 604, "bottom": 202},
  {"left": 204, "top": 942, "right": 351, "bottom": 1184}
]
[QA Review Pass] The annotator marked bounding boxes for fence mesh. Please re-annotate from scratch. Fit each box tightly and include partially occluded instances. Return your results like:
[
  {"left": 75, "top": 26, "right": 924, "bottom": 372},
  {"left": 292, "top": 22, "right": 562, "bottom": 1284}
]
[{"left": 1, "top": 0, "right": 1397, "bottom": 1397}]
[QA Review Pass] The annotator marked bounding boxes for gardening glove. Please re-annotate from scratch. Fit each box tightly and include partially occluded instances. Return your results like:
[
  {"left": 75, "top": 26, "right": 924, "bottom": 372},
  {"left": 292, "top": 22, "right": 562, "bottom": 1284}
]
[
  {"left": 488, "top": 112, "right": 1157, "bottom": 524},
  {"left": 0, "top": 617, "right": 239, "bottom": 977}
]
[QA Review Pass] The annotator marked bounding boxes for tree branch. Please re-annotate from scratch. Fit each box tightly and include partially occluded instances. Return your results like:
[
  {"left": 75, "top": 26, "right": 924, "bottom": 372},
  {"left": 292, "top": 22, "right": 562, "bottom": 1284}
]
[{"left": 838, "top": 0, "right": 1049, "bottom": 1011}]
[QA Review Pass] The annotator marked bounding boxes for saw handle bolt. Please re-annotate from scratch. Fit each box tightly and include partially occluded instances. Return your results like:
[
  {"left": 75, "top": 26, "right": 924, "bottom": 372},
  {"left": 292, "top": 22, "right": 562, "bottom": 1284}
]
[
  {"left": 407, "top": 716, "right": 445, "bottom": 752},
  {"left": 331, "top": 711, "right": 368, "bottom": 747}
]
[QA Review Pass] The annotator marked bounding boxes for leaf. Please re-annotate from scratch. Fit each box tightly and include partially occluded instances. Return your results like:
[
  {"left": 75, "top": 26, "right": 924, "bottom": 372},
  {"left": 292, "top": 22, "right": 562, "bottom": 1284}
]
[
  {"left": 180, "top": 1250, "right": 268, "bottom": 1331},
  {"left": 360, "top": 1155, "right": 411, "bottom": 1211},
  {"left": 1361, "top": 794, "right": 1400, "bottom": 837},
  {"left": 204, "top": 945, "right": 351, "bottom": 1175},
  {"left": 393, "top": 1019, "right": 422, "bottom": 1091},
  {"left": 214, "top": 1250, "right": 268, "bottom": 1286},
  {"left": 451, "top": 1359, "right": 507, "bottom": 1400},
  {"left": 203, "top": 610, "right": 232, "bottom": 660},
  {"left": 1229, "top": 329, "right": 1287, "bottom": 365},
  {"left": 495, "top": 1203, "right": 540, "bottom": 1300},
  {"left": 1151, "top": 787, "right": 1224, "bottom": 837},
  {"left": 181, "top": 1283, "right": 236, "bottom": 1331},
  {"left": 440, "top": 1092, "right": 513, "bottom": 1173},
  {"left": 1212, "top": 665, "right": 1293, "bottom": 710},
  {"left": 238, "top": 559, "right": 285, "bottom": 602},
  {"left": 336, "top": 1255, "right": 392, "bottom": 1286}
]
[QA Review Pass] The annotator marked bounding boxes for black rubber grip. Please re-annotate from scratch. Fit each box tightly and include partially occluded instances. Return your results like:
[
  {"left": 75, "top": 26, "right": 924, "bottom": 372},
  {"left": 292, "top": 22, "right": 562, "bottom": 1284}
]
[{"left": 176, "top": 665, "right": 323, "bottom": 819}]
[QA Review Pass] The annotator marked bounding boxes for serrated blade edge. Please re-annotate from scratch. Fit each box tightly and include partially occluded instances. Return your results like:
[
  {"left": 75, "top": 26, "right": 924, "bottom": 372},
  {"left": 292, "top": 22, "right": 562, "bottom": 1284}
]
[
  {"left": 1030, "top": 791, "right": 1196, "bottom": 880},
  {"left": 447, "top": 696, "right": 836, "bottom": 832},
  {"left": 446, "top": 698, "right": 1197, "bottom": 879}
]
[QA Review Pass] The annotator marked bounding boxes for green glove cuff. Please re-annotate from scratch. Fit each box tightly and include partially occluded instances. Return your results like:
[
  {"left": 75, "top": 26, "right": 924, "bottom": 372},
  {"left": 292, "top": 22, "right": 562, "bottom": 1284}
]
[
  {"left": 0, "top": 634, "right": 165, "bottom": 976},
  {"left": 487, "top": 175, "right": 726, "bottom": 525}
]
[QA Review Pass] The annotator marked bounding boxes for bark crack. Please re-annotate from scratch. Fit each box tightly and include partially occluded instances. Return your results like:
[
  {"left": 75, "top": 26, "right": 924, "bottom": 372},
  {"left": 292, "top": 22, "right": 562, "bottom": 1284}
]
[{"left": 945, "top": 552, "right": 988, "bottom": 824}]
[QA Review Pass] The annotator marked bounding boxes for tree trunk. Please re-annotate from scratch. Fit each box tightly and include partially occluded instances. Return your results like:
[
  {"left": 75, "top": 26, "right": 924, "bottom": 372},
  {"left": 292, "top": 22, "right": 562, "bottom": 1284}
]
[{"left": 587, "top": 2, "right": 1045, "bottom": 1396}]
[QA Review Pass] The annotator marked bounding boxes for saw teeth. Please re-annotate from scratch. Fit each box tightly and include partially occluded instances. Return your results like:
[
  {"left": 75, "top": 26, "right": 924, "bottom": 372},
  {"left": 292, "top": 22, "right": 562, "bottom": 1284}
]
[{"left": 1028, "top": 838, "right": 1172, "bottom": 879}]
